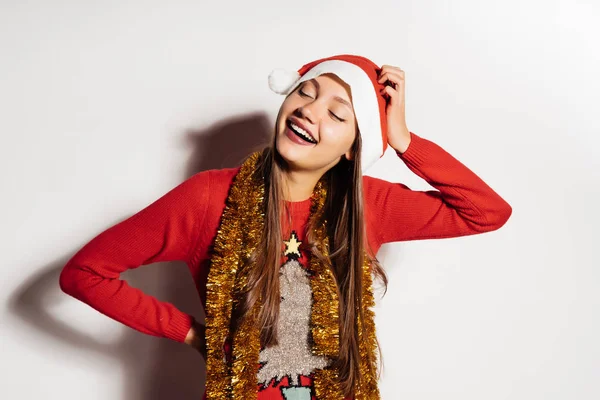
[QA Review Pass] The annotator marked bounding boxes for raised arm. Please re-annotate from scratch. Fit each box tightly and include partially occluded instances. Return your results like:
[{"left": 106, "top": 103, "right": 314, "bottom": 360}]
[
  {"left": 59, "top": 170, "right": 212, "bottom": 343},
  {"left": 365, "top": 131, "right": 512, "bottom": 247}
]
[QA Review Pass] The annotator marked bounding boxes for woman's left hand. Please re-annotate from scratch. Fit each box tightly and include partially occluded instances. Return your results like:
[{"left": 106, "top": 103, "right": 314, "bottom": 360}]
[{"left": 378, "top": 65, "right": 411, "bottom": 153}]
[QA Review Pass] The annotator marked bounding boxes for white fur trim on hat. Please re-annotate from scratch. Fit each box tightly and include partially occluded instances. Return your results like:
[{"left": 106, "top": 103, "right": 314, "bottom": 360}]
[{"left": 268, "top": 68, "right": 301, "bottom": 95}]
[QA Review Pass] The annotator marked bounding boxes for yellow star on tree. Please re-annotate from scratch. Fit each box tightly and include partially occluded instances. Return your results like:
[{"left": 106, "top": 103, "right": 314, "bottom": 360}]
[{"left": 284, "top": 231, "right": 302, "bottom": 258}]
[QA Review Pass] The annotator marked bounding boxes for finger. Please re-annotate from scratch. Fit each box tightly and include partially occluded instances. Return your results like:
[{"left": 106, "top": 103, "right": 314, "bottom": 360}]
[
  {"left": 379, "top": 71, "right": 404, "bottom": 87},
  {"left": 377, "top": 71, "right": 405, "bottom": 88},
  {"left": 381, "top": 65, "right": 404, "bottom": 74},
  {"left": 378, "top": 69, "right": 405, "bottom": 81},
  {"left": 380, "top": 85, "right": 398, "bottom": 105},
  {"left": 385, "top": 67, "right": 404, "bottom": 77},
  {"left": 378, "top": 72, "right": 404, "bottom": 86},
  {"left": 380, "top": 65, "right": 405, "bottom": 77}
]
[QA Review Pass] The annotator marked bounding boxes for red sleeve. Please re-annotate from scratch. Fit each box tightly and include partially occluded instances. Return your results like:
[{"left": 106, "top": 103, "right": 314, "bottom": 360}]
[
  {"left": 365, "top": 131, "right": 512, "bottom": 247},
  {"left": 59, "top": 169, "right": 212, "bottom": 343}
]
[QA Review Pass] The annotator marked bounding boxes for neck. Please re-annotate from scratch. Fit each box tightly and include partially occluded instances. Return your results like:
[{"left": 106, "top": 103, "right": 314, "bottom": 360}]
[{"left": 281, "top": 169, "right": 324, "bottom": 202}]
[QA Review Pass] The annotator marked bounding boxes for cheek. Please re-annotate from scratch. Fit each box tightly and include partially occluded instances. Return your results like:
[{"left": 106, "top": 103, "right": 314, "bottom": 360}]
[
  {"left": 277, "top": 101, "right": 296, "bottom": 127},
  {"left": 320, "top": 124, "right": 356, "bottom": 149}
]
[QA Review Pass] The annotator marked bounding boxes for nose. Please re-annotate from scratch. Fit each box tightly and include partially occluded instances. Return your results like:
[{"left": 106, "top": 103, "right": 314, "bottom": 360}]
[{"left": 296, "top": 100, "right": 321, "bottom": 125}]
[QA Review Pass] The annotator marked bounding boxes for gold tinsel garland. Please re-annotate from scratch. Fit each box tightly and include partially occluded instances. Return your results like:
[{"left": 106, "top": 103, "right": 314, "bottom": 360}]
[{"left": 204, "top": 151, "right": 381, "bottom": 399}]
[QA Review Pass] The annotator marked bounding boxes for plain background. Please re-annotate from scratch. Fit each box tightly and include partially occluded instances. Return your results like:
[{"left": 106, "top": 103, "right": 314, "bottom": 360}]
[{"left": 1, "top": 0, "right": 598, "bottom": 399}]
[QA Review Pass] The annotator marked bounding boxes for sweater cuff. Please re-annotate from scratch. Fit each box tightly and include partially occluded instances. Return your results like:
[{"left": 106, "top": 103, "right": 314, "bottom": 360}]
[
  {"left": 164, "top": 311, "right": 195, "bottom": 343},
  {"left": 396, "top": 131, "right": 430, "bottom": 166}
]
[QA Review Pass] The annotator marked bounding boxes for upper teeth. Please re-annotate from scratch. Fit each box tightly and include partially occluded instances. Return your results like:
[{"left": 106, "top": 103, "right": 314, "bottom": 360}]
[{"left": 290, "top": 122, "right": 316, "bottom": 143}]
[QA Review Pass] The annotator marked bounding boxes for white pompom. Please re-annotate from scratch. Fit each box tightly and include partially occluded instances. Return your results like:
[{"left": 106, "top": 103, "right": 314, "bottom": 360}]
[{"left": 268, "top": 68, "right": 300, "bottom": 95}]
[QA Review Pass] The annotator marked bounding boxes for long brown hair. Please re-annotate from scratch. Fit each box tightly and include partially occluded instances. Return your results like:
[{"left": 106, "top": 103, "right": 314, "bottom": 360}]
[{"left": 234, "top": 111, "right": 389, "bottom": 397}]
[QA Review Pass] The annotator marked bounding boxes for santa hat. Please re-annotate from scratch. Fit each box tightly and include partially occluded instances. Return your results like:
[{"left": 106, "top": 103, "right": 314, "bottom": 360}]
[{"left": 268, "top": 54, "right": 389, "bottom": 173}]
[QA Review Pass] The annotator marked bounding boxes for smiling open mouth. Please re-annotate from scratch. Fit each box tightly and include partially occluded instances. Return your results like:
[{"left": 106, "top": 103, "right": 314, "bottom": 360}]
[{"left": 286, "top": 120, "right": 317, "bottom": 144}]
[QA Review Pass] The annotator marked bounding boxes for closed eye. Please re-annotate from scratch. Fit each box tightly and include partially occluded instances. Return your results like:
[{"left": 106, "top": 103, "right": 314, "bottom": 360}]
[
  {"left": 298, "top": 88, "right": 345, "bottom": 122},
  {"left": 330, "top": 111, "right": 346, "bottom": 122}
]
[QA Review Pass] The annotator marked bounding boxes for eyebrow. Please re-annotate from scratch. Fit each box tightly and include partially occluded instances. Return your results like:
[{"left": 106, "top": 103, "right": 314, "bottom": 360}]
[{"left": 305, "top": 79, "right": 353, "bottom": 110}]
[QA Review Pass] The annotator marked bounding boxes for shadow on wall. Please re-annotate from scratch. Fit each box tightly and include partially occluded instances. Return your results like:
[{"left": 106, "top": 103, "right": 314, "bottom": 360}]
[{"left": 8, "top": 112, "right": 274, "bottom": 400}]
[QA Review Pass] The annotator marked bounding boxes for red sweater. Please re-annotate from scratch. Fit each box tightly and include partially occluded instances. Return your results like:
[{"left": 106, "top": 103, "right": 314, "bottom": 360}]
[{"left": 59, "top": 131, "right": 511, "bottom": 398}]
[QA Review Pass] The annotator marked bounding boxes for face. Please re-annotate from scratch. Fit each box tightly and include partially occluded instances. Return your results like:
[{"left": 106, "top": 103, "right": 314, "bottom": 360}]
[{"left": 275, "top": 73, "right": 357, "bottom": 173}]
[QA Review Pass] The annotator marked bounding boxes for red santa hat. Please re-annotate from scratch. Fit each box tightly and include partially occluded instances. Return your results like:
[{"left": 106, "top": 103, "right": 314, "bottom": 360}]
[{"left": 268, "top": 54, "right": 389, "bottom": 172}]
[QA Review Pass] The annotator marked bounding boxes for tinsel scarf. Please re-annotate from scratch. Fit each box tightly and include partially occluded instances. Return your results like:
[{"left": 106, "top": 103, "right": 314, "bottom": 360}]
[{"left": 204, "top": 151, "right": 380, "bottom": 399}]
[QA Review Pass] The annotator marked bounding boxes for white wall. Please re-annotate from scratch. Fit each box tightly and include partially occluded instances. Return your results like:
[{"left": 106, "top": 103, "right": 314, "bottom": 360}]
[{"left": 1, "top": 0, "right": 598, "bottom": 398}]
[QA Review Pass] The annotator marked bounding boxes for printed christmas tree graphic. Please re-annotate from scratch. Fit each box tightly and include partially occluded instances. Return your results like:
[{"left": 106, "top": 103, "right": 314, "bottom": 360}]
[{"left": 257, "top": 231, "right": 331, "bottom": 398}]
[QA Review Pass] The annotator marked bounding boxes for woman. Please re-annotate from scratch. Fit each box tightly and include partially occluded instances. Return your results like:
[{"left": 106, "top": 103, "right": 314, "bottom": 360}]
[{"left": 60, "top": 54, "right": 512, "bottom": 400}]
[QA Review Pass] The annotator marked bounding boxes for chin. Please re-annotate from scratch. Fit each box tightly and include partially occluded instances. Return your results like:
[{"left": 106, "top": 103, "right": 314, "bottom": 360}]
[
  {"left": 275, "top": 136, "right": 313, "bottom": 170},
  {"left": 276, "top": 136, "right": 303, "bottom": 165}
]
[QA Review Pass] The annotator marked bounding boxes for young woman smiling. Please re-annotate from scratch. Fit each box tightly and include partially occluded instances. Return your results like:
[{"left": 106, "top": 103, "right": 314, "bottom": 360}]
[{"left": 60, "top": 54, "right": 512, "bottom": 399}]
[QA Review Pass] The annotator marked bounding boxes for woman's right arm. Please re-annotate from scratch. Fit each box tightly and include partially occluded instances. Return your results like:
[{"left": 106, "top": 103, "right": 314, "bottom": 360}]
[{"left": 59, "top": 169, "right": 212, "bottom": 344}]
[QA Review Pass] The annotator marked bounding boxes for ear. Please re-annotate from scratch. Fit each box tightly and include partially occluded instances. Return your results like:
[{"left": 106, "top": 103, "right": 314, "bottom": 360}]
[
  {"left": 343, "top": 123, "right": 359, "bottom": 162},
  {"left": 344, "top": 149, "right": 354, "bottom": 161}
]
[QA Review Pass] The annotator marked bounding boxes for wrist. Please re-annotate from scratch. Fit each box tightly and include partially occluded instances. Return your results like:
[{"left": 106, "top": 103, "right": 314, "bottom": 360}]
[
  {"left": 391, "top": 138, "right": 411, "bottom": 154},
  {"left": 184, "top": 326, "right": 196, "bottom": 346},
  {"left": 389, "top": 130, "right": 411, "bottom": 154},
  {"left": 185, "top": 320, "right": 205, "bottom": 348}
]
